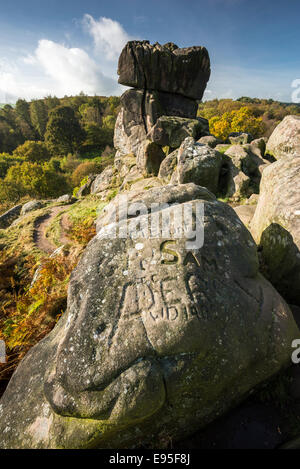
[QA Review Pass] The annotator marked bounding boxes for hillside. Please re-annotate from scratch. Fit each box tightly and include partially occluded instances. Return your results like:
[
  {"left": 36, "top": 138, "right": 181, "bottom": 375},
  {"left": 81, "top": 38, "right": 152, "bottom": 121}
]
[{"left": 1, "top": 40, "right": 300, "bottom": 450}]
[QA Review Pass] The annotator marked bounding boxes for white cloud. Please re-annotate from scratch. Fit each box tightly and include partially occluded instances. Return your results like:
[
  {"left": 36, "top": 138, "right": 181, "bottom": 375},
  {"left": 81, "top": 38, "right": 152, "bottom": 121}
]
[
  {"left": 0, "top": 15, "right": 132, "bottom": 103},
  {"left": 83, "top": 14, "right": 132, "bottom": 61},
  {"left": 35, "top": 39, "right": 117, "bottom": 96},
  {"left": 0, "top": 58, "right": 51, "bottom": 102}
]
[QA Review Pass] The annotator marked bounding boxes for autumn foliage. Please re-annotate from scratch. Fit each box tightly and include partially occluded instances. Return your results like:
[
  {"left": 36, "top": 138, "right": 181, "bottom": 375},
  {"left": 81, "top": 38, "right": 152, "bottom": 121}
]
[{"left": 209, "top": 106, "right": 265, "bottom": 140}]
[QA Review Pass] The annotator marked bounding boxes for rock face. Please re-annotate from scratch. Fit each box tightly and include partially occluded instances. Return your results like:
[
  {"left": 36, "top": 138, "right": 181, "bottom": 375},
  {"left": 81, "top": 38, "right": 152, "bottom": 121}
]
[
  {"left": 91, "top": 167, "right": 116, "bottom": 196},
  {"left": 118, "top": 41, "right": 210, "bottom": 100},
  {"left": 0, "top": 184, "right": 298, "bottom": 449},
  {"left": 136, "top": 140, "right": 166, "bottom": 176},
  {"left": 174, "top": 138, "right": 223, "bottom": 194},
  {"left": 148, "top": 116, "right": 204, "bottom": 149},
  {"left": 266, "top": 115, "right": 300, "bottom": 159},
  {"left": 77, "top": 175, "right": 97, "bottom": 198},
  {"left": 222, "top": 144, "right": 269, "bottom": 200},
  {"left": 197, "top": 135, "right": 222, "bottom": 148},
  {"left": 233, "top": 204, "right": 257, "bottom": 228},
  {"left": 251, "top": 138, "right": 267, "bottom": 158},
  {"left": 158, "top": 149, "right": 178, "bottom": 181},
  {"left": 0, "top": 204, "right": 22, "bottom": 229},
  {"left": 114, "top": 40, "right": 211, "bottom": 176},
  {"left": 251, "top": 156, "right": 300, "bottom": 305}
]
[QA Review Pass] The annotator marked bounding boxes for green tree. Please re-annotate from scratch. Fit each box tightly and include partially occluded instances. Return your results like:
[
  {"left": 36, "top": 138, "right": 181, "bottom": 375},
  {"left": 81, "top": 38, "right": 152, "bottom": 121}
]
[
  {"left": 84, "top": 123, "right": 113, "bottom": 149},
  {"left": 102, "top": 115, "right": 116, "bottom": 130},
  {"left": 0, "top": 120, "right": 23, "bottom": 153},
  {"left": 30, "top": 100, "right": 48, "bottom": 139},
  {"left": 79, "top": 103, "right": 102, "bottom": 125},
  {"left": 4, "top": 161, "right": 68, "bottom": 199},
  {"left": 44, "top": 95, "right": 60, "bottom": 111},
  {"left": 15, "top": 99, "right": 32, "bottom": 126},
  {"left": 45, "top": 105, "right": 85, "bottom": 156},
  {"left": 13, "top": 140, "right": 50, "bottom": 162}
]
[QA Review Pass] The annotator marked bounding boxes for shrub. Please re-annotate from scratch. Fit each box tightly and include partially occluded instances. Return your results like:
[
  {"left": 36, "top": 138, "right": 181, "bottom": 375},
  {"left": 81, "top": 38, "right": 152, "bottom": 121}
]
[
  {"left": 45, "top": 105, "right": 85, "bottom": 156},
  {"left": 0, "top": 249, "right": 77, "bottom": 393},
  {"left": 67, "top": 217, "right": 96, "bottom": 244},
  {"left": 209, "top": 106, "right": 265, "bottom": 140},
  {"left": 4, "top": 161, "right": 69, "bottom": 200},
  {"left": 60, "top": 153, "right": 82, "bottom": 173},
  {"left": 13, "top": 140, "right": 50, "bottom": 162},
  {"left": 71, "top": 161, "right": 100, "bottom": 187}
]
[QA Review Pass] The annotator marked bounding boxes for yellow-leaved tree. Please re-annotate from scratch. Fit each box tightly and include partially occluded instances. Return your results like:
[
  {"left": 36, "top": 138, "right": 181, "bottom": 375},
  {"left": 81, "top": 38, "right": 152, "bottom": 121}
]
[{"left": 209, "top": 106, "right": 265, "bottom": 140}]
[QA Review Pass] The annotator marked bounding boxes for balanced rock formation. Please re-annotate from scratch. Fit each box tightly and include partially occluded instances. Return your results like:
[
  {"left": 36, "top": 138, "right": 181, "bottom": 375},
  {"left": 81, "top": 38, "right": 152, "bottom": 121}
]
[
  {"left": 266, "top": 115, "right": 300, "bottom": 159},
  {"left": 0, "top": 184, "right": 298, "bottom": 449},
  {"left": 251, "top": 156, "right": 300, "bottom": 305},
  {"left": 114, "top": 41, "right": 211, "bottom": 176},
  {"left": 118, "top": 41, "right": 210, "bottom": 99}
]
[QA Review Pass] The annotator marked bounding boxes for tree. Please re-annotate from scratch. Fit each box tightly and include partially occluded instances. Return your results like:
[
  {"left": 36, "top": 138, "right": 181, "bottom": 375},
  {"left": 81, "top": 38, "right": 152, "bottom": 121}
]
[
  {"left": 102, "top": 115, "right": 116, "bottom": 130},
  {"left": 45, "top": 105, "right": 85, "bottom": 156},
  {"left": 108, "top": 96, "right": 120, "bottom": 115},
  {"left": 71, "top": 161, "right": 100, "bottom": 186},
  {"left": 230, "top": 106, "right": 265, "bottom": 137},
  {"left": 79, "top": 103, "right": 102, "bottom": 125},
  {"left": 13, "top": 141, "right": 50, "bottom": 162},
  {"left": 209, "top": 106, "right": 265, "bottom": 140},
  {"left": 30, "top": 100, "right": 48, "bottom": 139},
  {"left": 4, "top": 161, "right": 68, "bottom": 199},
  {"left": 84, "top": 123, "right": 113, "bottom": 149},
  {"left": 0, "top": 120, "right": 23, "bottom": 153},
  {"left": 44, "top": 95, "right": 60, "bottom": 111},
  {"left": 0, "top": 153, "right": 24, "bottom": 178},
  {"left": 15, "top": 99, "right": 32, "bottom": 126}
]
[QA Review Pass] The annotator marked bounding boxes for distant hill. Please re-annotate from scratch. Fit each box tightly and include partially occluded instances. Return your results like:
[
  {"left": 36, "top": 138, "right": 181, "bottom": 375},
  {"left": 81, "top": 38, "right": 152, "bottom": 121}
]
[{"left": 198, "top": 97, "right": 300, "bottom": 138}]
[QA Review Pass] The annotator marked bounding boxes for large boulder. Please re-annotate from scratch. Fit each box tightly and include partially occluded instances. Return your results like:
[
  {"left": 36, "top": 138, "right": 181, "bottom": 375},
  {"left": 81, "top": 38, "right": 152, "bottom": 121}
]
[
  {"left": 251, "top": 138, "right": 267, "bottom": 158},
  {"left": 158, "top": 149, "right": 178, "bottom": 181},
  {"left": 56, "top": 194, "right": 77, "bottom": 205},
  {"left": 136, "top": 140, "right": 166, "bottom": 176},
  {"left": 90, "top": 167, "right": 116, "bottom": 196},
  {"left": 222, "top": 144, "right": 270, "bottom": 200},
  {"left": 118, "top": 41, "right": 210, "bottom": 100},
  {"left": 113, "top": 91, "right": 148, "bottom": 158},
  {"left": 222, "top": 164, "right": 251, "bottom": 201},
  {"left": 76, "top": 175, "right": 97, "bottom": 198},
  {"left": 0, "top": 204, "right": 22, "bottom": 229},
  {"left": 96, "top": 183, "right": 215, "bottom": 230},
  {"left": 175, "top": 137, "right": 223, "bottom": 194},
  {"left": 21, "top": 200, "right": 46, "bottom": 215},
  {"left": 197, "top": 135, "right": 222, "bottom": 148},
  {"left": 0, "top": 184, "right": 297, "bottom": 449},
  {"left": 224, "top": 144, "right": 267, "bottom": 177},
  {"left": 250, "top": 156, "right": 300, "bottom": 305},
  {"left": 266, "top": 115, "right": 300, "bottom": 159},
  {"left": 233, "top": 204, "right": 257, "bottom": 228},
  {"left": 148, "top": 116, "right": 205, "bottom": 149}
]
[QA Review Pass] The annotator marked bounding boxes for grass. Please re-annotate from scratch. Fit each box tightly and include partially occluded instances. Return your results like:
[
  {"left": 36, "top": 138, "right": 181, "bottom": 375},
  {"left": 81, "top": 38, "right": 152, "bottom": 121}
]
[
  {"left": 0, "top": 194, "right": 109, "bottom": 397},
  {"left": 216, "top": 144, "right": 231, "bottom": 154}
]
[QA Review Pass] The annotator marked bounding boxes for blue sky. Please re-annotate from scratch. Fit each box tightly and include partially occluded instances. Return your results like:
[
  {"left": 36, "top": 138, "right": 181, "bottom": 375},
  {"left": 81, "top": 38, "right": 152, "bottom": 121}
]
[{"left": 0, "top": 0, "right": 300, "bottom": 102}]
